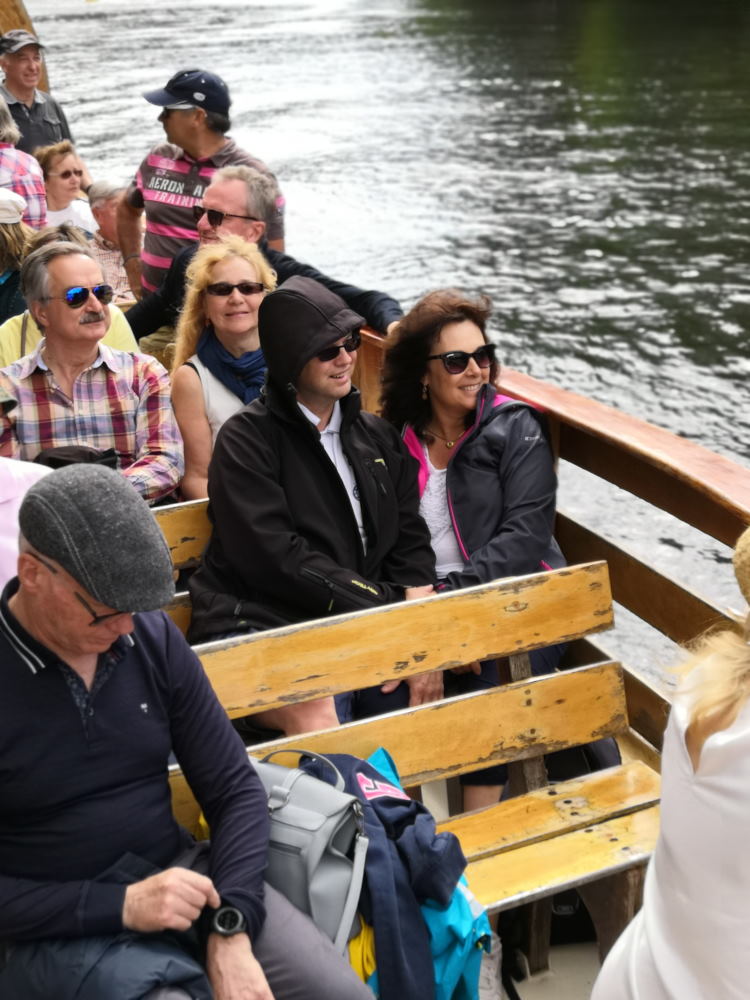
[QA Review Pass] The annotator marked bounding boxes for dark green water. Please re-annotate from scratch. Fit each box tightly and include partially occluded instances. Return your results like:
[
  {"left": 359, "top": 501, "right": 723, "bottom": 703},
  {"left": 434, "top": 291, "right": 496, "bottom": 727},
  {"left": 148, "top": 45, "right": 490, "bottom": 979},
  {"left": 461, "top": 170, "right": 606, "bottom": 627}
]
[{"left": 26, "top": 0, "right": 750, "bottom": 671}]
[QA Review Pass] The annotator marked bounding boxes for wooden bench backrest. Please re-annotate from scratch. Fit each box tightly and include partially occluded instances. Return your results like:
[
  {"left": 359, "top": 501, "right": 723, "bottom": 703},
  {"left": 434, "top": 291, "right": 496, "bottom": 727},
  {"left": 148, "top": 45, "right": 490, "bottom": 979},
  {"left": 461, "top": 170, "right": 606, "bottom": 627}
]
[
  {"left": 170, "top": 661, "right": 626, "bottom": 833},
  {"left": 170, "top": 562, "right": 618, "bottom": 830},
  {"left": 155, "top": 500, "right": 210, "bottom": 571},
  {"left": 194, "top": 561, "right": 612, "bottom": 716}
]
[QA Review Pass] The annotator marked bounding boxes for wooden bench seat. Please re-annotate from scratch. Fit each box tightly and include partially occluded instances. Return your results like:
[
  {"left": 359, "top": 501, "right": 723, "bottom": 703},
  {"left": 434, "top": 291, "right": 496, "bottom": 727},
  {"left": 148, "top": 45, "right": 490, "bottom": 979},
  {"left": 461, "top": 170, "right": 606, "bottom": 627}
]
[{"left": 164, "top": 560, "right": 661, "bottom": 969}]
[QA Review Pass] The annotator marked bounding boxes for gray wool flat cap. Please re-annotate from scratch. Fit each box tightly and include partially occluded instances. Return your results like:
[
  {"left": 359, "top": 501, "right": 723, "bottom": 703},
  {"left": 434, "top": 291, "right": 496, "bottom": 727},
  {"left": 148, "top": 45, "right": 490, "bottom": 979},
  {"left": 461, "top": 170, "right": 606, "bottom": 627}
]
[{"left": 19, "top": 465, "right": 175, "bottom": 611}]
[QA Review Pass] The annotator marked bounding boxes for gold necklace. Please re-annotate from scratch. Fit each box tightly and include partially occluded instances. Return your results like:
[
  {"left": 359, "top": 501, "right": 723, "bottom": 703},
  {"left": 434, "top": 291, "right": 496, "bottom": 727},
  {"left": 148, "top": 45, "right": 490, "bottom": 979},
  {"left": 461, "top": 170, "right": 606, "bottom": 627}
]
[{"left": 426, "top": 426, "right": 461, "bottom": 448}]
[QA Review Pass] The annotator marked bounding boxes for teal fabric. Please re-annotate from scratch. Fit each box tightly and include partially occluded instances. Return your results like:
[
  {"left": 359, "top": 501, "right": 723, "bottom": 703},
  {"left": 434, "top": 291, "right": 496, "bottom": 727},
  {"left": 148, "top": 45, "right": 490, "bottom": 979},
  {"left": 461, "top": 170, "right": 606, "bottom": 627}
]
[{"left": 365, "top": 748, "right": 491, "bottom": 1000}]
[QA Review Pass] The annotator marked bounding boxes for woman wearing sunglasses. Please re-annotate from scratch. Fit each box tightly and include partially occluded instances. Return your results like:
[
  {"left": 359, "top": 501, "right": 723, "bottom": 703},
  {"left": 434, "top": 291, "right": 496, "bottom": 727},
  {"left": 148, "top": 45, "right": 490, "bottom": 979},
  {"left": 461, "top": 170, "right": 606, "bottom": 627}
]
[
  {"left": 381, "top": 289, "right": 570, "bottom": 811},
  {"left": 170, "top": 236, "right": 276, "bottom": 499},
  {"left": 33, "top": 141, "right": 96, "bottom": 236}
]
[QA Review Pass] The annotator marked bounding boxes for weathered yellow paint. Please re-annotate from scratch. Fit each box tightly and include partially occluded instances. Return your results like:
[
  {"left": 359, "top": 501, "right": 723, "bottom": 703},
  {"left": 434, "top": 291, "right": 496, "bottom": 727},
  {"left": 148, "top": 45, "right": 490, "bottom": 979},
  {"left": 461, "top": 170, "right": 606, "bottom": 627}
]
[
  {"left": 170, "top": 661, "right": 629, "bottom": 829},
  {"left": 194, "top": 562, "right": 613, "bottom": 715},
  {"left": 468, "top": 805, "right": 660, "bottom": 913},
  {"left": 439, "top": 760, "right": 660, "bottom": 861}
]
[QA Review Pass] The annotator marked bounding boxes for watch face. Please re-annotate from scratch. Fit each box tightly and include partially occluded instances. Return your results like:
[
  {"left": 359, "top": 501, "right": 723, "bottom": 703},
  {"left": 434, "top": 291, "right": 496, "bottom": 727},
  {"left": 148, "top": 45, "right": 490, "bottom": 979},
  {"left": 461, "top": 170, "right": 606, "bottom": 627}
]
[{"left": 213, "top": 906, "right": 245, "bottom": 935}]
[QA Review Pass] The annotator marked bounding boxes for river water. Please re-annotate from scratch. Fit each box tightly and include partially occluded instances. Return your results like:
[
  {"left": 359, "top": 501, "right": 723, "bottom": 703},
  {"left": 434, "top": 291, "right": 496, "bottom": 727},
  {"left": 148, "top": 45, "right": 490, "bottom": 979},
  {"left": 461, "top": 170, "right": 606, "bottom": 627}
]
[{"left": 22, "top": 0, "right": 750, "bottom": 677}]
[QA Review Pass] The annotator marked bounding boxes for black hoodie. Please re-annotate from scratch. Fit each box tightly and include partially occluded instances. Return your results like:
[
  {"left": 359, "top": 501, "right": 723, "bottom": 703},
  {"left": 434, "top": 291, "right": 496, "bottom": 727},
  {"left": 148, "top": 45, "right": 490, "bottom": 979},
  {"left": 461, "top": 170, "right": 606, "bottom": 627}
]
[{"left": 188, "top": 278, "right": 436, "bottom": 639}]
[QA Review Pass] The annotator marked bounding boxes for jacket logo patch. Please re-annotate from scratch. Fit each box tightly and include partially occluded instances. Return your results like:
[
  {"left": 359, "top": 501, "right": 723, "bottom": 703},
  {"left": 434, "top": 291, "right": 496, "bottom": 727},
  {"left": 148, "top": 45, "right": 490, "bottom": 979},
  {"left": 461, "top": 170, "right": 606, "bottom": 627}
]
[
  {"left": 357, "top": 773, "right": 410, "bottom": 802},
  {"left": 350, "top": 579, "right": 378, "bottom": 595},
  {"left": 140, "top": 703, "right": 149, "bottom": 714}
]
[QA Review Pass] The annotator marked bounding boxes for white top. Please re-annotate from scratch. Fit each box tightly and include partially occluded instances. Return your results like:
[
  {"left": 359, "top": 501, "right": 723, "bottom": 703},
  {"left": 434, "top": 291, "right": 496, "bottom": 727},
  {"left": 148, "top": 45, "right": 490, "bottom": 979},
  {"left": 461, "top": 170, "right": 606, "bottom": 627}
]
[
  {"left": 0, "top": 457, "right": 51, "bottom": 588},
  {"left": 592, "top": 679, "right": 750, "bottom": 1000},
  {"left": 46, "top": 199, "right": 97, "bottom": 237},
  {"left": 298, "top": 400, "right": 367, "bottom": 552},
  {"left": 188, "top": 355, "right": 244, "bottom": 443},
  {"left": 418, "top": 445, "right": 463, "bottom": 578}
]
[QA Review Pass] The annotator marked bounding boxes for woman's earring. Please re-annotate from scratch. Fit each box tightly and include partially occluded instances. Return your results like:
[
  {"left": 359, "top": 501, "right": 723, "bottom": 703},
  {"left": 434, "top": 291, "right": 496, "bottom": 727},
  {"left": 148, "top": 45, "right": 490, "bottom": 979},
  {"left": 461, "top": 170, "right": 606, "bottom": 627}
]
[{"left": 421, "top": 383, "right": 429, "bottom": 400}]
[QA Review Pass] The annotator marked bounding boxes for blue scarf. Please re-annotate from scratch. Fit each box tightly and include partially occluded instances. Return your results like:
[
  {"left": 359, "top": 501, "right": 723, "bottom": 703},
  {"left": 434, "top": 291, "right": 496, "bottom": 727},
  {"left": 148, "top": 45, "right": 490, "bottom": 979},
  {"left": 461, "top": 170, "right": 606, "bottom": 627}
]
[{"left": 196, "top": 326, "right": 266, "bottom": 404}]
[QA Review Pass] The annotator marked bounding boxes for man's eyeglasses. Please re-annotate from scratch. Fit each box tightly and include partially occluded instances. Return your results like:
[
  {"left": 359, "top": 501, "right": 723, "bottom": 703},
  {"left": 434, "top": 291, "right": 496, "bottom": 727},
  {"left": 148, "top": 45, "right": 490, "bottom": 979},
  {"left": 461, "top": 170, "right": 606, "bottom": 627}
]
[
  {"left": 206, "top": 281, "right": 265, "bottom": 297},
  {"left": 193, "top": 205, "right": 260, "bottom": 228},
  {"left": 42, "top": 284, "right": 114, "bottom": 309},
  {"left": 426, "top": 344, "right": 496, "bottom": 375},
  {"left": 48, "top": 168, "right": 84, "bottom": 180},
  {"left": 315, "top": 331, "right": 361, "bottom": 363},
  {"left": 27, "top": 552, "right": 130, "bottom": 627}
]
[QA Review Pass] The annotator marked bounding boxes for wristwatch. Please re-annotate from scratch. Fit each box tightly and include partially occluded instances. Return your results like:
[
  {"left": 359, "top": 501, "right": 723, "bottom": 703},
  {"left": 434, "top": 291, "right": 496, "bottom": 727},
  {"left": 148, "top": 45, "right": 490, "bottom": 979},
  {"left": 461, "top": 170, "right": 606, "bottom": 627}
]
[{"left": 211, "top": 905, "right": 247, "bottom": 936}]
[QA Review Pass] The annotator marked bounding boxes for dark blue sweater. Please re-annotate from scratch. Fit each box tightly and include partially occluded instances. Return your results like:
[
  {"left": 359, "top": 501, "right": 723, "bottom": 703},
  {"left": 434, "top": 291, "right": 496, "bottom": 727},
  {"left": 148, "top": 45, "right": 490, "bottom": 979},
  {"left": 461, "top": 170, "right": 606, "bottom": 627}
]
[{"left": 0, "top": 580, "right": 269, "bottom": 942}]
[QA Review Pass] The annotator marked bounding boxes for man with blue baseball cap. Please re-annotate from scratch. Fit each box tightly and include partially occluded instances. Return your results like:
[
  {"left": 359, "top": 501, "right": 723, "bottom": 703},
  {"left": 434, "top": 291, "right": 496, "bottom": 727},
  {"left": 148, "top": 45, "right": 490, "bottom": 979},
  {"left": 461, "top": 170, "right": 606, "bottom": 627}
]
[{"left": 118, "top": 67, "right": 285, "bottom": 298}]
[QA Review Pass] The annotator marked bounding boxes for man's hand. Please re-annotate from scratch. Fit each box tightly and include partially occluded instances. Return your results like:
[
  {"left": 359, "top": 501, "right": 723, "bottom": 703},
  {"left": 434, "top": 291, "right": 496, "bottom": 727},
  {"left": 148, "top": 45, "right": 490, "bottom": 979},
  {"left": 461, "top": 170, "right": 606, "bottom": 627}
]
[
  {"left": 450, "top": 660, "right": 483, "bottom": 675},
  {"left": 404, "top": 584, "right": 434, "bottom": 601},
  {"left": 206, "top": 933, "right": 275, "bottom": 1000},
  {"left": 381, "top": 669, "right": 443, "bottom": 706},
  {"left": 122, "top": 867, "right": 220, "bottom": 932}
]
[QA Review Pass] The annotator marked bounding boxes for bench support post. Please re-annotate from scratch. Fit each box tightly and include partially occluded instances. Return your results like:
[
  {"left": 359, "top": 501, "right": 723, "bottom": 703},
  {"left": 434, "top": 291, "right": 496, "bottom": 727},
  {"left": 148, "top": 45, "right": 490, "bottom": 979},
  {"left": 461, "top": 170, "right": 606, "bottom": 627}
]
[{"left": 578, "top": 864, "right": 646, "bottom": 962}]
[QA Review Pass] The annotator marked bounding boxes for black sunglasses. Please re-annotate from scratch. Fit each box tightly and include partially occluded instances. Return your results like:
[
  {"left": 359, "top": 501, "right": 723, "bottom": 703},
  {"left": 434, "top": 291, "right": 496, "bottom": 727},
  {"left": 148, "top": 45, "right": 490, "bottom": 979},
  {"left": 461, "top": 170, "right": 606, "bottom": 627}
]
[
  {"left": 27, "top": 552, "right": 130, "bottom": 627},
  {"left": 193, "top": 205, "right": 260, "bottom": 228},
  {"left": 44, "top": 284, "right": 114, "bottom": 309},
  {"left": 315, "top": 330, "right": 361, "bottom": 362},
  {"left": 49, "top": 168, "right": 84, "bottom": 180},
  {"left": 206, "top": 281, "right": 265, "bottom": 297},
  {"left": 426, "top": 344, "right": 496, "bottom": 375}
]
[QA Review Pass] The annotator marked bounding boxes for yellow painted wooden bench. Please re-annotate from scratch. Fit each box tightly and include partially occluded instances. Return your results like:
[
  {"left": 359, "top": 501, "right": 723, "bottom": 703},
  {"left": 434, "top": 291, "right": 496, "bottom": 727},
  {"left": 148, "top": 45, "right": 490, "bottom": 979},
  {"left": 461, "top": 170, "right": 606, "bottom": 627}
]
[{"left": 165, "top": 559, "right": 660, "bottom": 967}]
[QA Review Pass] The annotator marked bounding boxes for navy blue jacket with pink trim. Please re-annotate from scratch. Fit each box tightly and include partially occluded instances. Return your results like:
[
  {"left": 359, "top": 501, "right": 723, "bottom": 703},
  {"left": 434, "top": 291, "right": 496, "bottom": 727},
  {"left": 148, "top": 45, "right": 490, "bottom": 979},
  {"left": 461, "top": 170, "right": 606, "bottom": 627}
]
[{"left": 403, "top": 385, "right": 565, "bottom": 589}]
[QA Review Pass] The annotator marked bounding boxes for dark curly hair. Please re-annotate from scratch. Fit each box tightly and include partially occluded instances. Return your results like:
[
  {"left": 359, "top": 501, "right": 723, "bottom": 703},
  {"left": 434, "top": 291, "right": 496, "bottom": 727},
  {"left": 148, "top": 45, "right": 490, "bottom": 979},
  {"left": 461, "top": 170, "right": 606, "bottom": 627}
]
[{"left": 380, "top": 289, "right": 497, "bottom": 436}]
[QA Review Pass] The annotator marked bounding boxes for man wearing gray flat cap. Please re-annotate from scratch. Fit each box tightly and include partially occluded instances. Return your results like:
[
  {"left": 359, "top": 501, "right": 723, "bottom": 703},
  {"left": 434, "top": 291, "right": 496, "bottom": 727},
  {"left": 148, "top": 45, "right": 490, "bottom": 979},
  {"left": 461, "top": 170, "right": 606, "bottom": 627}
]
[{"left": 0, "top": 464, "right": 372, "bottom": 1000}]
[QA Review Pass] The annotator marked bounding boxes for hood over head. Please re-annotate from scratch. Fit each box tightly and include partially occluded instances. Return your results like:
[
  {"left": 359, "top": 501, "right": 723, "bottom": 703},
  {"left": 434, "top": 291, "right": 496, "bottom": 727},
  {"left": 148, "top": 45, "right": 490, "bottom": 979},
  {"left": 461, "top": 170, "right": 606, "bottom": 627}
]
[{"left": 258, "top": 276, "right": 364, "bottom": 389}]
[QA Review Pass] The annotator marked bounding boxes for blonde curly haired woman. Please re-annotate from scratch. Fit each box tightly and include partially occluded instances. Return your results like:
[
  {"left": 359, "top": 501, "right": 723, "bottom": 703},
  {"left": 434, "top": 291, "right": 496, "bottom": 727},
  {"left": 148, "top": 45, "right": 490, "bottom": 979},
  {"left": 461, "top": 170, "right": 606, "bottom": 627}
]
[
  {"left": 592, "top": 526, "right": 750, "bottom": 999},
  {"left": 170, "top": 236, "right": 276, "bottom": 499}
]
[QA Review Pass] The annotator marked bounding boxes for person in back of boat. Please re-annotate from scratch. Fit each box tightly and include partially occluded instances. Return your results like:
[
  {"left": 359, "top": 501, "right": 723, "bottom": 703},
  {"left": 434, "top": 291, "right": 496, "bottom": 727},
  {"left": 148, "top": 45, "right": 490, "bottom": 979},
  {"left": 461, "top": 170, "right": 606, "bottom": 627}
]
[
  {"left": 0, "top": 28, "right": 91, "bottom": 189},
  {"left": 87, "top": 181, "right": 136, "bottom": 304},
  {"left": 0, "top": 222, "right": 137, "bottom": 367},
  {"left": 0, "top": 188, "right": 31, "bottom": 324},
  {"left": 118, "top": 69, "right": 284, "bottom": 298},
  {"left": 0, "top": 241, "right": 182, "bottom": 504},
  {"left": 126, "top": 164, "right": 404, "bottom": 347},
  {"left": 171, "top": 236, "right": 277, "bottom": 499},
  {"left": 0, "top": 463, "right": 373, "bottom": 1000},
  {"left": 188, "top": 275, "right": 437, "bottom": 735},
  {"left": 380, "top": 289, "right": 570, "bottom": 811},
  {"left": 591, "top": 526, "right": 750, "bottom": 1000},
  {"left": 34, "top": 140, "right": 96, "bottom": 236},
  {"left": 0, "top": 94, "right": 47, "bottom": 229}
]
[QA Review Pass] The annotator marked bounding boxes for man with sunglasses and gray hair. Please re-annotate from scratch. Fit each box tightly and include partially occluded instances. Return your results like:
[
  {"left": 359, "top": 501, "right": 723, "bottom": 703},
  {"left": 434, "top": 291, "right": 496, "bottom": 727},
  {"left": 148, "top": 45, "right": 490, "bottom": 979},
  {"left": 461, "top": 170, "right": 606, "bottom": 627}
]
[
  {"left": 0, "top": 463, "right": 373, "bottom": 1000},
  {"left": 189, "top": 275, "right": 438, "bottom": 736},
  {"left": 126, "top": 164, "right": 404, "bottom": 356},
  {"left": 0, "top": 242, "right": 183, "bottom": 503},
  {"left": 118, "top": 68, "right": 284, "bottom": 299}
]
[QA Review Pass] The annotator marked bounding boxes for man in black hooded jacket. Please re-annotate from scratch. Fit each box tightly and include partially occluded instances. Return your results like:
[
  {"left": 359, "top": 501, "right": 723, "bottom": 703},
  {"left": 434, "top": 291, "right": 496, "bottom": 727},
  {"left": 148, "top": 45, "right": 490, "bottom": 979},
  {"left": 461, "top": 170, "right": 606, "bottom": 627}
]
[{"left": 188, "top": 276, "right": 438, "bottom": 734}]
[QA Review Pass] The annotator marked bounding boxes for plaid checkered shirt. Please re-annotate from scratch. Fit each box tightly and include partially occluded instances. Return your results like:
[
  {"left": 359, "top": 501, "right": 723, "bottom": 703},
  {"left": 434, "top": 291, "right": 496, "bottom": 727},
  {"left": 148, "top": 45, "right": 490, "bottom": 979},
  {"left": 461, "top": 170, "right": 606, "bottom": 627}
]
[
  {"left": 0, "top": 341, "right": 184, "bottom": 503},
  {"left": 0, "top": 143, "right": 47, "bottom": 230}
]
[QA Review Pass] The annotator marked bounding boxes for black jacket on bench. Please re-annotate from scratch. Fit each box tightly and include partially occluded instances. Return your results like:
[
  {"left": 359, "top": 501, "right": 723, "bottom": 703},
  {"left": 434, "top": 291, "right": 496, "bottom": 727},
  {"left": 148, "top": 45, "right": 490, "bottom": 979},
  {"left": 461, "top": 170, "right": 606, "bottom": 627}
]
[{"left": 188, "top": 381, "right": 436, "bottom": 641}]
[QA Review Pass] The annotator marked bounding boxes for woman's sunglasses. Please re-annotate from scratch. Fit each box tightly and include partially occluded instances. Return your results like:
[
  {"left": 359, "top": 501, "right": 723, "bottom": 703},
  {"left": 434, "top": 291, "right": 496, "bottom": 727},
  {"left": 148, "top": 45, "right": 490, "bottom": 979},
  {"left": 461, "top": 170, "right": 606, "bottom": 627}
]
[
  {"left": 193, "top": 205, "right": 260, "bottom": 228},
  {"left": 48, "top": 168, "right": 84, "bottom": 180},
  {"left": 316, "top": 330, "right": 361, "bottom": 362},
  {"left": 426, "top": 343, "right": 496, "bottom": 375},
  {"left": 44, "top": 284, "right": 114, "bottom": 309},
  {"left": 206, "top": 281, "right": 265, "bottom": 297}
]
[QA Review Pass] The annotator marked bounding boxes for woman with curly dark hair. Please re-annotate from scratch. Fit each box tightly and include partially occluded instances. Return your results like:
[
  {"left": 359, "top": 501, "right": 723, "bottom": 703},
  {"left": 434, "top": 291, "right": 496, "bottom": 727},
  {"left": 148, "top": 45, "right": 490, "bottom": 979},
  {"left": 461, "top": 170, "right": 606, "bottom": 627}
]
[{"left": 381, "top": 288, "right": 575, "bottom": 810}]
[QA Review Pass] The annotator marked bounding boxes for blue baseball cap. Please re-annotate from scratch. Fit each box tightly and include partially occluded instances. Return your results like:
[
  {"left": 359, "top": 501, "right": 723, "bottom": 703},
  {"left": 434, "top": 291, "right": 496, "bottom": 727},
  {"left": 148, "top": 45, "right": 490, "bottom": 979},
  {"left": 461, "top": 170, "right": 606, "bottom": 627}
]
[{"left": 143, "top": 68, "right": 230, "bottom": 116}]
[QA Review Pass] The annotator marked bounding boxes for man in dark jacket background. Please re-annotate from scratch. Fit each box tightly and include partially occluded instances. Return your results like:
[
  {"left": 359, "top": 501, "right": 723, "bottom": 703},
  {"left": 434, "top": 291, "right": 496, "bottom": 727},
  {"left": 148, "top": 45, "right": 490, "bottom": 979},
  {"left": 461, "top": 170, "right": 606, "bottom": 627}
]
[
  {"left": 188, "top": 275, "right": 438, "bottom": 735},
  {"left": 125, "top": 165, "right": 404, "bottom": 350}
]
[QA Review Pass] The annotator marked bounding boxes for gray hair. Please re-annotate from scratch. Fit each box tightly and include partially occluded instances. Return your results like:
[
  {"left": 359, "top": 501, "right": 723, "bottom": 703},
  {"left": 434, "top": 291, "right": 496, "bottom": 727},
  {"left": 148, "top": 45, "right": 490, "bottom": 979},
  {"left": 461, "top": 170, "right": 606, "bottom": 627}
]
[
  {"left": 0, "top": 94, "right": 21, "bottom": 145},
  {"left": 211, "top": 165, "right": 280, "bottom": 228},
  {"left": 21, "top": 241, "right": 96, "bottom": 304},
  {"left": 87, "top": 181, "right": 124, "bottom": 210}
]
